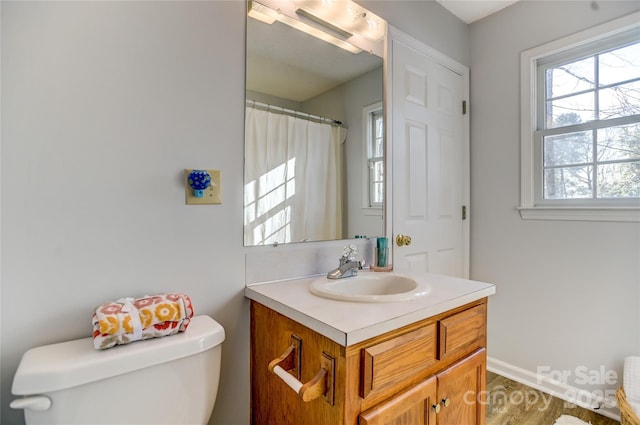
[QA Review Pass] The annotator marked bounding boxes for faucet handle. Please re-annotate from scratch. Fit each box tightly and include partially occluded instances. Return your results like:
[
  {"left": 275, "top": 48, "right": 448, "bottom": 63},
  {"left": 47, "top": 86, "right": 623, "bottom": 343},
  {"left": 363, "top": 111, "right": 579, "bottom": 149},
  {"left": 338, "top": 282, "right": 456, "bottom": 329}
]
[{"left": 342, "top": 244, "right": 358, "bottom": 262}]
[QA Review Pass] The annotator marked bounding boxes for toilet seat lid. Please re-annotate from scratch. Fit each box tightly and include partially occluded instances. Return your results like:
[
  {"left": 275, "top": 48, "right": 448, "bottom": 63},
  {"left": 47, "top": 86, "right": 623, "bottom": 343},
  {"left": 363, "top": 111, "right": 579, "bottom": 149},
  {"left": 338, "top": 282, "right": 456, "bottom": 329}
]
[{"left": 12, "top": 315, "right": 225, "bottom": 395}]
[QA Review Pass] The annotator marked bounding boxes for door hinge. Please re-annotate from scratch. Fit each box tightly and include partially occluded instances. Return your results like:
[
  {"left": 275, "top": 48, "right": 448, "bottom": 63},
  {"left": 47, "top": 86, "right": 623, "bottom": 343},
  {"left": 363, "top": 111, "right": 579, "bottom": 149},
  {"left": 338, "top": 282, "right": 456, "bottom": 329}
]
[
  {"left": 462, "top": 205, "right": 467, "bottom": 220},
  {"left": 462, "top": 100, "right": 467, "bottom": 115}
]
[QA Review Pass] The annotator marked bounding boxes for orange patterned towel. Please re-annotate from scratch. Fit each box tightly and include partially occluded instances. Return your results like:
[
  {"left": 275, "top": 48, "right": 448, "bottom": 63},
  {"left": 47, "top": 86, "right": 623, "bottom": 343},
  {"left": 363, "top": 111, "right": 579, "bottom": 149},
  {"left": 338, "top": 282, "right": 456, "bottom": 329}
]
[{"left": 92, "top": 293, "right": 194, "bottom": 350}]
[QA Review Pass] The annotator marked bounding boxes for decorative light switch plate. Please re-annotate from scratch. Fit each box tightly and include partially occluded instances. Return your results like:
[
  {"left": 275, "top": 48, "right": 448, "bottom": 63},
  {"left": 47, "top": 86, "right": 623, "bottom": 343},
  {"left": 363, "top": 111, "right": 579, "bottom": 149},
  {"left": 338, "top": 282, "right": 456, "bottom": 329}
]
[{"left": 184, "top": 169, "right": 221, "bottom": 205}]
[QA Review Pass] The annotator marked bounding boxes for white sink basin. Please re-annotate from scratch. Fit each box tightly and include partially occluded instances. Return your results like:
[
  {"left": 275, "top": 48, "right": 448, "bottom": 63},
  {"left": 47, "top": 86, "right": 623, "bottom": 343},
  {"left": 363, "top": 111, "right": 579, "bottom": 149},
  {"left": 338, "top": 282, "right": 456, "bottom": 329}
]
[{"left": 309, "top": 272, "right": 430, "bottom": 303}]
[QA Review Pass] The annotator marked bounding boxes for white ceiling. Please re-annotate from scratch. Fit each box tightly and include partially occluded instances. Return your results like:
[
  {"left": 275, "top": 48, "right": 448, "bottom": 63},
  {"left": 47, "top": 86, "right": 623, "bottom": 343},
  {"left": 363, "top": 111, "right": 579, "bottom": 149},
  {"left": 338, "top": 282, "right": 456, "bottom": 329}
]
[{"left": 435, "top": 0, "right": 520, "bottom": 24}]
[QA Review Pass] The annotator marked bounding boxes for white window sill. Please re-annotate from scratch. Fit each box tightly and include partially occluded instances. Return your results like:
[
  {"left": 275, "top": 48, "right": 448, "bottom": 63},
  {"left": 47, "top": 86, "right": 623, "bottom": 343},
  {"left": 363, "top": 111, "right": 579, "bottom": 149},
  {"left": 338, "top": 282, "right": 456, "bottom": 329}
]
[{"left": 518, "top": 206, "right": 640, "bottom": 222}]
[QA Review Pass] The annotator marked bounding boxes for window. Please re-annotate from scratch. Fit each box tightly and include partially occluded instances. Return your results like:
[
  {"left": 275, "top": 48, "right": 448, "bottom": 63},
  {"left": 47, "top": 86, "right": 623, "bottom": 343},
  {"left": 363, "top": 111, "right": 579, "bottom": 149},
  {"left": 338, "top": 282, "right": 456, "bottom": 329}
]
[
  {"left": 364, "top": 102, "right": 384, "bottom": 210},
  {"left": 520, "top": 12, "right": 640, "bottom": 221}
]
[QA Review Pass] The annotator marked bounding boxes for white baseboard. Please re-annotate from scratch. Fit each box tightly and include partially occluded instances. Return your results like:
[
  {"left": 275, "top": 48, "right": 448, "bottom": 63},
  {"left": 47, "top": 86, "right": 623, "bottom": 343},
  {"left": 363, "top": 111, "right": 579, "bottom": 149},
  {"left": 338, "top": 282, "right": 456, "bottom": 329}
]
[{"left": 487, "top": 356, "right": 620, "bottom": 422}]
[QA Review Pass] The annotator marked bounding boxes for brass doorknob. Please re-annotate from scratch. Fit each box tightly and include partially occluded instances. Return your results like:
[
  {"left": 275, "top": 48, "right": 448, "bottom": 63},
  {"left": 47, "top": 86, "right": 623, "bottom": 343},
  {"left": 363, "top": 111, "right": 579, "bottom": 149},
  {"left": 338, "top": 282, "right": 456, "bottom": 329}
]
[
  {"left": 396, "top": 234, "right": 412, "bottom": 246},
  {"left": 432, "top": 403, "right": 441, "bottom": 414},
  {"left": 441, "top": 398, "right": 451, "bottom": 407}
]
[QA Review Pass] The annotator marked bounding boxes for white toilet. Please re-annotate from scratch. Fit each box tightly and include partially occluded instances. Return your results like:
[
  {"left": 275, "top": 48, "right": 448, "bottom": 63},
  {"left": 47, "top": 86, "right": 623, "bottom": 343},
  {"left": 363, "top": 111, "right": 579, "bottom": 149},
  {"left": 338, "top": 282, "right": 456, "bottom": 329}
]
[{"left": 11, "top": 315, "right": 225, "bottom": 425}]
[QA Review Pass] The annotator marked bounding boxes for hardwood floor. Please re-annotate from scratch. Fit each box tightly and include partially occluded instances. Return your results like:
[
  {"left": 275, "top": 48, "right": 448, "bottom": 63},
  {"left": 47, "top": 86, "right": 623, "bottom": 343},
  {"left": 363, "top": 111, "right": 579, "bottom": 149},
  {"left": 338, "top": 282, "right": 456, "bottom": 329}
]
[{"left": 486, "top": 372, "right": 620, "bottom": 425}]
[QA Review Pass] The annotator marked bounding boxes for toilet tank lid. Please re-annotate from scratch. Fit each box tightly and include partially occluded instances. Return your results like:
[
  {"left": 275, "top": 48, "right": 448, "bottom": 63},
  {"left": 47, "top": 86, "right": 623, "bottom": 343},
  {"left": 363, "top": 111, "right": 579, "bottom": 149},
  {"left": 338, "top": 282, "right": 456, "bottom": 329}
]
[{"left": 12, "top": 315, "right": 225, "bottom": 395}]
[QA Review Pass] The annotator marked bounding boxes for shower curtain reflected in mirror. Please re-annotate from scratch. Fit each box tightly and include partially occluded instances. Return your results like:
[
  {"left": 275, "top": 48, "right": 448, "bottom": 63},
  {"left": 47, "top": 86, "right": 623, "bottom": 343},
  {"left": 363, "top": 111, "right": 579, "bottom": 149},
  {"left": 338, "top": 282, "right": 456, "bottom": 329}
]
[{"left": 244, "top": 107, "right": 345, "bottom": 246}]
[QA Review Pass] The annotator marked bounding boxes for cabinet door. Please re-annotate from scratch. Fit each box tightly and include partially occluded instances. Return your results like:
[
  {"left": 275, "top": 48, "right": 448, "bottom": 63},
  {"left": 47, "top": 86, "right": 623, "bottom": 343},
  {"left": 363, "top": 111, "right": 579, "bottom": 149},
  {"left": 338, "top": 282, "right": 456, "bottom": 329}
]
[
  {"left": 436, "top": 348, "right": 486, "bottom": 425},
  {"left": 359, "top": 376, "right": 438, "bottom": 425}
]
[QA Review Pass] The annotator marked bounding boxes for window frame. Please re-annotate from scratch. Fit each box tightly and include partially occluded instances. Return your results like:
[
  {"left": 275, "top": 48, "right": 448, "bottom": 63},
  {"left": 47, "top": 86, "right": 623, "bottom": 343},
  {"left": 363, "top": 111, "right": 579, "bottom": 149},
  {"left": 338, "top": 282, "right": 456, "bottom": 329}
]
[
  {"left": 362, "top": 101, "right": 384, "bottom": 214},
  {"left": 519, "top": 11, "right": 640, "bottom": 222}
]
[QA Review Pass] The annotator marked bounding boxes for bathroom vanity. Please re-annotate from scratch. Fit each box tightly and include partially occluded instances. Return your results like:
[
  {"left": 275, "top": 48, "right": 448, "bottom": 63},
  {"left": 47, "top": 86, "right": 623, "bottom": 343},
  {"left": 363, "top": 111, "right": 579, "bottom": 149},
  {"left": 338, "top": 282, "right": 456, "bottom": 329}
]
[{"left": 245, "top": 271, "right": 495, "bottom": 425}]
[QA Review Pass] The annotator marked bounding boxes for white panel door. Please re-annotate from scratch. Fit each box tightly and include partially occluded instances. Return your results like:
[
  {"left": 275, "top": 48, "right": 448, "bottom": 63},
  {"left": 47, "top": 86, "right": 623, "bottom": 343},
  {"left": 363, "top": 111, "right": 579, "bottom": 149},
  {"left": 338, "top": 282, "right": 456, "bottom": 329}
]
[{"left": 390, "top": 36, "right": 467, "bottom": 277}]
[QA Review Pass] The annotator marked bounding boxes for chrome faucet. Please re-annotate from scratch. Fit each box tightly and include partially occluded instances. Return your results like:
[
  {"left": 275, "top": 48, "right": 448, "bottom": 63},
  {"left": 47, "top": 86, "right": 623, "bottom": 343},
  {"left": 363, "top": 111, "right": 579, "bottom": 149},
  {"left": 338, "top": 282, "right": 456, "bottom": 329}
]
[{"left": 327, "top": 245, "right": 363, "bottom": 279}]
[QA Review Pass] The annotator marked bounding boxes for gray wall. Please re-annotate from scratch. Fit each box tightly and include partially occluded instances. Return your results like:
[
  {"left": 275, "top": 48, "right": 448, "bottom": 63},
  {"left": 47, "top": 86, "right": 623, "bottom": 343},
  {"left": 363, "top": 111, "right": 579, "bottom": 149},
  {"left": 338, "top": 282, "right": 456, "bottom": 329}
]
[
  {"left": 1, "top": 3, "right": 247, "bottom": 424},
  {"left": 0, "top": 1, "right": 469, "bottom": 424},
  {"left": 469, "top": 0, "right": 640, "bottom": 401},
  {"left": 362, "top": 0, "right": 470, "bottom": 67}
]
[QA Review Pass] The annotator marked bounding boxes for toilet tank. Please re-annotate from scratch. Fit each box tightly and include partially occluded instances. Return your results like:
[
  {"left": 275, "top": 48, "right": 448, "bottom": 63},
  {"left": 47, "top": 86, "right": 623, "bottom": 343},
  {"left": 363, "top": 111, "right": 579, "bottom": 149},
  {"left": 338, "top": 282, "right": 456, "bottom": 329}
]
[{"left": 11, "top": 315, "right": 225, "bottom": 425}]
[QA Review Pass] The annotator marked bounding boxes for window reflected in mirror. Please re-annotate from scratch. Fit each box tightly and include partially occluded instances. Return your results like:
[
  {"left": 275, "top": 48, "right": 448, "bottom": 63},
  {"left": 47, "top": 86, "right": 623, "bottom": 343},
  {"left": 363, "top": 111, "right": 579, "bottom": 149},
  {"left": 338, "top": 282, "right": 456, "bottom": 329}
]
[{"left": 365, "top": 102, "right": 384, "bottom": 210}]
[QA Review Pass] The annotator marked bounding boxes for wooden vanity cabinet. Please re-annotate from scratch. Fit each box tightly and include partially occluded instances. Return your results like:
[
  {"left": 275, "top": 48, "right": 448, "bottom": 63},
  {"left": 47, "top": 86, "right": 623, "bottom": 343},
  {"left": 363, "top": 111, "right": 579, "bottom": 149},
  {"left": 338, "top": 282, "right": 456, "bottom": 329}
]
[{"left": 250, "top": 298, "right": 487, "bottom": 425}]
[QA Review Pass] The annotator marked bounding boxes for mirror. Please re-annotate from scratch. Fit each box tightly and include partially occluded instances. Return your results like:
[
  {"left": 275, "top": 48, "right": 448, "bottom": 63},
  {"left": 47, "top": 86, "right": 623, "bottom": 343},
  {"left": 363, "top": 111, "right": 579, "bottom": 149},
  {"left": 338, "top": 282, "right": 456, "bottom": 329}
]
[{"left": 244, "top": 1, "right": 385, "bottom": 246}]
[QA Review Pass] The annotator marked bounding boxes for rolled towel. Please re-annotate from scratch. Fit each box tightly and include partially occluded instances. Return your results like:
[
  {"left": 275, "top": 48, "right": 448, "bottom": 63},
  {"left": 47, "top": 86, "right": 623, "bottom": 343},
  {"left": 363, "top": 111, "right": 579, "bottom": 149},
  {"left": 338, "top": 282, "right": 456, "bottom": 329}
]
[
  {"left": 92, "top": 293, "right": 194, "bottom": 350},
  {"left": 624, "top": 356, "right": 640, "bottom": 416}
]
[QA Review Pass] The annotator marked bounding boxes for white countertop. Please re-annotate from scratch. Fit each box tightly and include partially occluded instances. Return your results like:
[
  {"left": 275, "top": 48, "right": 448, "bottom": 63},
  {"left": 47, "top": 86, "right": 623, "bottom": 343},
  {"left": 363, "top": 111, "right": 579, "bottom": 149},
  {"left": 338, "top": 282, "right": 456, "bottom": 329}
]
[{"left": 244, "top": 270, "right": 496, "bottom": 346}]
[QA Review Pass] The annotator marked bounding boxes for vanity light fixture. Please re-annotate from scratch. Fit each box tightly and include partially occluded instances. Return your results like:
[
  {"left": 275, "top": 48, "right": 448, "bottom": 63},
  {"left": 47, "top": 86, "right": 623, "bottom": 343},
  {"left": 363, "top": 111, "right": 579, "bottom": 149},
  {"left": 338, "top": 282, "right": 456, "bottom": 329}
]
[
  {"left": 294, "top": 8, "right": 353, "bottom": 39},
  {"left": 248, "top": 0, "right": 362, "bottom": 54},
  {"left": 247, "top": 1, "right": 276, "bottom": 24},
  {"left": 294, "top": 0, "right": 386, "bottom": 42}
]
